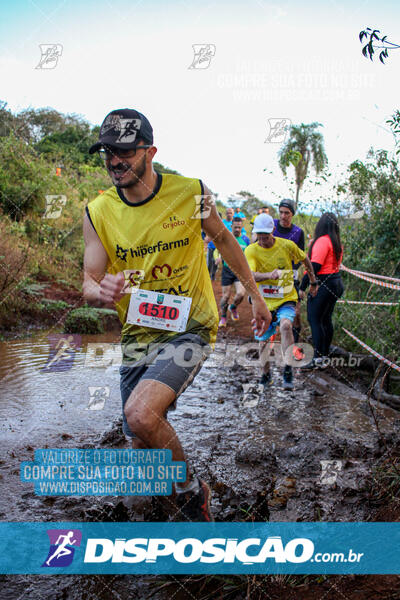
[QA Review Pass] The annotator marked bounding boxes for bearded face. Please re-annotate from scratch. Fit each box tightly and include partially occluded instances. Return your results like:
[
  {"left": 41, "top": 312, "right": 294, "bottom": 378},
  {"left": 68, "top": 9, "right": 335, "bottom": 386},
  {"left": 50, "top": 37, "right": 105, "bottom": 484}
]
[{"left": 106, "top": 152, "right": 147, "bottom": 189}]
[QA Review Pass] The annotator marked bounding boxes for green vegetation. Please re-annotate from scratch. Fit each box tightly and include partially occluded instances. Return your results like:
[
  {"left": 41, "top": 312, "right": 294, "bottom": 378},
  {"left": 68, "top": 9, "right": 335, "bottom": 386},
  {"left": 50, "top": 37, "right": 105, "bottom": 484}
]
[
  {"left": 64, "top": 306, "right": 119, "bottom": 334},
  {"left": 279, "top": 122, "right": 328, "bottom": 209},
  {"left": 232, "top": 190, "right": 276, "bottom": 218},
  {"left": 0, "top": 103, "right": 107, "bottom": 332},
  {"left": 330, "top": 146, "right": 400, "bottom": 361},
  {"left": 359, "top": 27, "right": 399, "bottom": 63},
  {"left": 64, "top": 306, "right": 103, "bottom": 334},
  {"left": 64, "top": 306, "right": 99, "bottom": 334},
  {"left": 0, "top": 102, "right": 398, "bottom": 365}
]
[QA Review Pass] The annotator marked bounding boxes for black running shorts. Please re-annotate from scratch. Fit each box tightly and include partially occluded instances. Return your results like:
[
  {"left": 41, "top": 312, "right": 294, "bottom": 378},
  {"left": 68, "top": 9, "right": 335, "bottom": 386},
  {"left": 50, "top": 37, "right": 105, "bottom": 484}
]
[
  {"left": 120, "top": 332, "right": 211, "bottom": 437},
  {"left": 221, "top": 265, "right": 239, "bottom": 286}
]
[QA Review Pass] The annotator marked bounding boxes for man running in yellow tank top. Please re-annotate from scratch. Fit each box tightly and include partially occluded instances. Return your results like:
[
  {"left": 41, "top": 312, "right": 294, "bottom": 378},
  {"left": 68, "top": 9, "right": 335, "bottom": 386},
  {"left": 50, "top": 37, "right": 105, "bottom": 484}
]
[
  {"left": 83, "top": 109, "right": 271, "bottom": 521},
  {"left": 245, "top": 214, "right": 318, "bottom": 391}
]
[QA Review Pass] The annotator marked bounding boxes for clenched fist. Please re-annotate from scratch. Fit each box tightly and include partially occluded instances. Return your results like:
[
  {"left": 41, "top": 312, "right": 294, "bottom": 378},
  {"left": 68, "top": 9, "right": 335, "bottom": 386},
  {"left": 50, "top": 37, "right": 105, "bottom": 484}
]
[
  {"left": 99, "top": 272, "right": 126, "bottom": 305},
  {"left": 269, "top": 269, "right": 282, "bottom": 280}
]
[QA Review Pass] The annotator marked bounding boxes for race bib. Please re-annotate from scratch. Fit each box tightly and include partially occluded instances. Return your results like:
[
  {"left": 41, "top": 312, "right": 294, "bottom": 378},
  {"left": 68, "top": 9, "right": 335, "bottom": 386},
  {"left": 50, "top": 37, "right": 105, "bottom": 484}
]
[
  {"left": 259, "top": 283, "right": 284, "bottom": 299},
  {"left": 127, "top": 289, "right": 192, "bottom": 332}
]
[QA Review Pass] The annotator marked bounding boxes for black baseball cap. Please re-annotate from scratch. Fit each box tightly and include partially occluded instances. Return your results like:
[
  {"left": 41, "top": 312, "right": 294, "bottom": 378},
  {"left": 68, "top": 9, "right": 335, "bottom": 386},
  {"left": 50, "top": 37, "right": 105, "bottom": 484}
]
[
  {"left": 88, "top": 108, "right": 153, "bottom": 154},
  {"left": 279, "top": 199, "right": 296, "bottom": 215}
]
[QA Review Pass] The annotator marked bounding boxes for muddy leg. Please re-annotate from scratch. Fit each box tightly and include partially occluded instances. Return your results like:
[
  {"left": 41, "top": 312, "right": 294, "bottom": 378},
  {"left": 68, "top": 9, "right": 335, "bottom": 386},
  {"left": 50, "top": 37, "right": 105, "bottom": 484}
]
[{"left": 124, "top": 379, "right": 192, "bottom": 485}]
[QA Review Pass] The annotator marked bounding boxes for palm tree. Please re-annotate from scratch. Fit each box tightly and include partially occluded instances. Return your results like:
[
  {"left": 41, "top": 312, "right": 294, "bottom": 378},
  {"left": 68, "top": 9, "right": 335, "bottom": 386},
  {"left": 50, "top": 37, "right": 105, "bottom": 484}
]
[{"left": 279, "top": 122, "right": 328, "bottom": 209}]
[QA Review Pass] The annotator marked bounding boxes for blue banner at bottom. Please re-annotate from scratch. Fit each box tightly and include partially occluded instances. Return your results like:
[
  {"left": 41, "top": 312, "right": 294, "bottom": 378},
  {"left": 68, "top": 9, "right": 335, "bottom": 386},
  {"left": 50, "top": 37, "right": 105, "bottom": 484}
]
[{"left": 0, "top": 522, "right": 398, "bottom": 574}]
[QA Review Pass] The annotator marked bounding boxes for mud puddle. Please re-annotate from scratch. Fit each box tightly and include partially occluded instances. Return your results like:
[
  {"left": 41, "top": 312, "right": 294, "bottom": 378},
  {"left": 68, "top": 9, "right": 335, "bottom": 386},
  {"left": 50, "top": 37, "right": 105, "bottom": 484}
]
[{"left": 0, "top": 334, "right": 399, "bottom": 599}]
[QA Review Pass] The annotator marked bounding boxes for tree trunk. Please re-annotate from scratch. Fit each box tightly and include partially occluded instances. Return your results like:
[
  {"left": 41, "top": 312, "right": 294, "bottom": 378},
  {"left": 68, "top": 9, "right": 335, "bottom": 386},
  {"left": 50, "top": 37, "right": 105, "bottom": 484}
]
[{"left": 295, "top": 185, "right": 300, "bottom": 209}]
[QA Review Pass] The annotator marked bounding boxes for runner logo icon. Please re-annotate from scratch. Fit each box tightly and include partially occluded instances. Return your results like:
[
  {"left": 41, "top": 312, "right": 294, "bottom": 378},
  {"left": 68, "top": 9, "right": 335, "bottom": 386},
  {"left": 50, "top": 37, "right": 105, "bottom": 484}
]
[
  {"left": 43, "top": 334, "right": 81, "bottom": 372},
  {"left": 116, "top": 118, "right": 141, "bottom": 144},
  {"left": 42, "top": 529, "right": 82, "bottom": 567},
  {"left": 35, "top": 44, "right": 63, "bottom": 69}
]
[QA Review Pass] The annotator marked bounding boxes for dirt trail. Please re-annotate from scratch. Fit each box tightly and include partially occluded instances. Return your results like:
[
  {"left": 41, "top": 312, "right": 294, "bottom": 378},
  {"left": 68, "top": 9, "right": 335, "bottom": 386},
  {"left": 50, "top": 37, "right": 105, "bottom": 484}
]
[{"left": 0, "top": 276, "right": 399, "bottom": 598}]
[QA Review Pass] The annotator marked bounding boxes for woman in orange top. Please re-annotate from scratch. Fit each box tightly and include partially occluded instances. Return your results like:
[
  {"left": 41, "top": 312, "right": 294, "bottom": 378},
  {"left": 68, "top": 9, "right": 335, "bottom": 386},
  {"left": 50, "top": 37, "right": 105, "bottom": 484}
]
[{"left": 300, "top": 212, "right": 344, "bottom": 368}]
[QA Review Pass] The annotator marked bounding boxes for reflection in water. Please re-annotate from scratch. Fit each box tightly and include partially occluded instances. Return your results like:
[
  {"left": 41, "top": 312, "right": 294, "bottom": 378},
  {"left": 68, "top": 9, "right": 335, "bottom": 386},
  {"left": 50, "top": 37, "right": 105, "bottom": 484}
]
[
  {"left": 0, "top": 332, "right": 121, "bottom": 426},
  {"left": 0, "top": 330, "right": 399, "bottom": 541},
  {"left": 0, "top": 331, "right": 397, "bottom": 450}
]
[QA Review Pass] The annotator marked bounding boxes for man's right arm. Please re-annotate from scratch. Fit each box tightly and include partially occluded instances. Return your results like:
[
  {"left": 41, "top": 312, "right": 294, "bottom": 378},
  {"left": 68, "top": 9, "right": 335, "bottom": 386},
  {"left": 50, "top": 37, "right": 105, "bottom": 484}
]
[
  {"left": 244, "top": 247, "right": 281, "bottom": 282},
  {"left": 252, "top": 269, "right": 282, "bottom": 282},
  {"left": 83, "top": 213, "right": 125, "bottom": 307}
]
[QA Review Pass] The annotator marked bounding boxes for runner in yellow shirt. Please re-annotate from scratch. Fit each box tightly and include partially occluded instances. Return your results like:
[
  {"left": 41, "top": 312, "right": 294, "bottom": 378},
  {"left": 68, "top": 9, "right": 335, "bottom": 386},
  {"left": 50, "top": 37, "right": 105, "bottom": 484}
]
[
  {"left": 245, "top": 213, "right": 318, "bottom": 390},
  {"left": 83, "top": 108, "right": 271, "bottom": 521}
]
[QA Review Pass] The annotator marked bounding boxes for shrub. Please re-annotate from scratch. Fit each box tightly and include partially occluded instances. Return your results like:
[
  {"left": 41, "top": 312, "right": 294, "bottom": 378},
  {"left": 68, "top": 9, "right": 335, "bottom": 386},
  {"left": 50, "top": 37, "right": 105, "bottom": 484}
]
[
  {"left": 0, "top": 219, "right": 30, "bottom": 298},
  {"left": 0, "top": 134, "right": 64, "bottom": 219},
  {"left": 64, "top": 306, "right": 104, "bottom": 334}
]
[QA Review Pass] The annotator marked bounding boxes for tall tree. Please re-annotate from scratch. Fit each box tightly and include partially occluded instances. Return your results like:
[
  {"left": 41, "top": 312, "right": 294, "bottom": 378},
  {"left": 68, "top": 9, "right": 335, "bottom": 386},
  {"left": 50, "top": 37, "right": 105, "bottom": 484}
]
[
  {"left": 279, "top": 122, "right": 328, "bottom": 209},
  {"left": 235, "top": 190, "right": 275, "bottom": 217}
]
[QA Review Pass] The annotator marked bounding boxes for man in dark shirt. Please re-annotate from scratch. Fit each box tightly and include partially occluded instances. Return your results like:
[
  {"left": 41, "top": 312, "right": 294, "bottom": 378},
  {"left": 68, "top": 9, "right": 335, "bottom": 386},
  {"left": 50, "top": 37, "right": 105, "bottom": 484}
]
[{"left": 273, "top": 199, "right": 305, "bottom": 361}]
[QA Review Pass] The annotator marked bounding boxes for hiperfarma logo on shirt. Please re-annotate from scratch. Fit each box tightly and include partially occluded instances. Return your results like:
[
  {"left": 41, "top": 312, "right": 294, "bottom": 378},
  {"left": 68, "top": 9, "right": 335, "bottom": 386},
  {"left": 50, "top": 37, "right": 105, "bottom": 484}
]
[{"left": 115, "top": 238, "right": 190, "bottom": 261}]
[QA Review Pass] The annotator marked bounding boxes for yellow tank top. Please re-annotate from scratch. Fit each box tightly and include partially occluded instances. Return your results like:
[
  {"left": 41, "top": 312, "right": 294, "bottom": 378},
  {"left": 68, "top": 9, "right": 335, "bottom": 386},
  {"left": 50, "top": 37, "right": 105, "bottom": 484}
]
[{"left": 87, "top": 173, "right": 218, "bottom": 354}]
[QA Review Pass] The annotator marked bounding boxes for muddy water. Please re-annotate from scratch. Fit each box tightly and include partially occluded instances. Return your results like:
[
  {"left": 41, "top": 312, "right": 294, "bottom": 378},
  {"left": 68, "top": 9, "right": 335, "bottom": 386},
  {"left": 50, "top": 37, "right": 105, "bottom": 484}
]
[{"left": 1, "top": 333, "right": 399, "bottom": 599}]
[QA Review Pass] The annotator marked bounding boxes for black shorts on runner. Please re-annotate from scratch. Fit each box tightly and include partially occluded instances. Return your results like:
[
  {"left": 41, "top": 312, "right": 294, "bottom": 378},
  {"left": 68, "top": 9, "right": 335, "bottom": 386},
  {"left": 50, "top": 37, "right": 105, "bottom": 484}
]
[
  {"left": 221, "top": 264, "right": 239, "bottom": 286},
  {"left": 120, "top": 332, "right": 211, "bottom": 437}
]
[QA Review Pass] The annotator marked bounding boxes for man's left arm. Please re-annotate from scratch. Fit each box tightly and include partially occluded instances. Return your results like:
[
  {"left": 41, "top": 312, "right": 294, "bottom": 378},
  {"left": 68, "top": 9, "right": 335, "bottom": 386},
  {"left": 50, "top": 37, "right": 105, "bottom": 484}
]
[
  {"left": 298, "top": 230, "right": 305, "bottom": 252},
  {"left": 290, "top": 242, "right": 318, "bottom": 298},
  {"left": 301, "top": 256, "right": 318, "bottom": 297},
  {"left": 201, "top": 186, "right": 271, "bottom": 335}
]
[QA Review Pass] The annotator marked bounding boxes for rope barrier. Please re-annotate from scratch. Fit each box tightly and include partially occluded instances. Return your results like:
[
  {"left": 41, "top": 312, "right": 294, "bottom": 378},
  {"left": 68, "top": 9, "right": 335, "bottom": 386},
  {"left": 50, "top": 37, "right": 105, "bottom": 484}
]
[
  {"left": 345, "top": 266, "right": 400, "bottom": 283},
  {"left": 342, "top": 328, "right": 400, "bottom": 374},
  {"left": 340, "top": 264, "right": 400, "bottom": 291},
  {"left": 338, "top": 299, "right": 396, "bottom": 306}
]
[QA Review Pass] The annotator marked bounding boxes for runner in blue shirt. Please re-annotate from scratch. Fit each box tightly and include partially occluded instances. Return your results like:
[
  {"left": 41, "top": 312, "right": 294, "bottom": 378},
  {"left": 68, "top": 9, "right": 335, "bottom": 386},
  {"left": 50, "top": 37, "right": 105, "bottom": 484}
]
[
  {"left": 222, "top": 207, "right": 234, "bottom": 231},
  {"left": 223, "top": 207, "right": 247, "bottom": 235},
  {"left": 216, "top": 217, "right": 250, "bottom": 326},
  {"left": 234, "top": 207, "right": 246, "bottom": 219}
]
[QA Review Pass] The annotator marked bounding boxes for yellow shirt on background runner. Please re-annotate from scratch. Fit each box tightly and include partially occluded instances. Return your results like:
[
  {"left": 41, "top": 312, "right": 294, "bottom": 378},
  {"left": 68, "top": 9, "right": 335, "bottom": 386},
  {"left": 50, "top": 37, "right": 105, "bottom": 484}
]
[
  {"left": 245, "top": 237, "right": 306, "bottom": 310},
  {"left": 87, "top": 173, "right": 219, "bottom": 355}
]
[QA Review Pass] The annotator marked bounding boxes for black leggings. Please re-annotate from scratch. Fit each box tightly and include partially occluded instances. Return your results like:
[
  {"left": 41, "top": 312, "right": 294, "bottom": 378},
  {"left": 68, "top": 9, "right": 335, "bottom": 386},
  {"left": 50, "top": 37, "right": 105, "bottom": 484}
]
[{"left": 307, "top": 274, "right": 344, "bottom": 358}]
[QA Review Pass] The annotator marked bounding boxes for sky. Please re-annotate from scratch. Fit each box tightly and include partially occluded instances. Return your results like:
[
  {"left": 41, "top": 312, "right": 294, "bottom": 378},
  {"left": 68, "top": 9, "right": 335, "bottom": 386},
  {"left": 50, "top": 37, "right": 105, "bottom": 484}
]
[{"left": 1, "top": 0, "right": 400, "bottom": 212}]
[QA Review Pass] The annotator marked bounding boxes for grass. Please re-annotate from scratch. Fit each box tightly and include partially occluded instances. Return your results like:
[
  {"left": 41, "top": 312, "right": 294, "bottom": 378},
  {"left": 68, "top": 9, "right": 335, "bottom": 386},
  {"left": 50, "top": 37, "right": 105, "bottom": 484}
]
[
  {"left": 0, "top": 213, "right": 83, "bottom": 332},
  {"left": 371, "top": 457, "right": 400, "bottom": 505}
]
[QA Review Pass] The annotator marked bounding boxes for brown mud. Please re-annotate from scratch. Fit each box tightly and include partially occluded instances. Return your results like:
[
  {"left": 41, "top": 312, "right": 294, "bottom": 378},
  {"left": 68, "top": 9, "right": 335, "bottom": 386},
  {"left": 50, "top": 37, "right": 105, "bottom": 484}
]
[{"left": 0, "top": 275, "right": 399, "bottom": 598}]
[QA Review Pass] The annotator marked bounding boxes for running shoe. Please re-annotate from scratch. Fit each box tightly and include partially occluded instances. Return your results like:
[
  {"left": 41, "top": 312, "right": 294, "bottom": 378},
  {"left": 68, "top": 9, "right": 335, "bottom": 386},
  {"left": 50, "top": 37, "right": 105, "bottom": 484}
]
[
  {"left": 175, "top": 479, "right": 213, "bottom": 522},
  {"left": 300, "top": 356, "right": 329, "bottom": 371},
  {"left": 259, "top": 372, "right": 272, "bottom": 388},
  {"left": 300, "top": 357, "right": 327, "bottom": 370},
  {"left": 319, "top": 357, "right": 330, "bottom": 369},
  {"left": 219, "top": 316, "right": 227, "bottom": 327},
  {"left": 300, "top": 359, "right": 317, "bottom": 370},
  {"left": 282, "top": 365, "right": 294, "bottom": 390},
  {"left": 292, "top": 345, "right": 305, "bottom": 361},
  {"left": 228, "top": 305, "right": 240, "bottom": 321}
]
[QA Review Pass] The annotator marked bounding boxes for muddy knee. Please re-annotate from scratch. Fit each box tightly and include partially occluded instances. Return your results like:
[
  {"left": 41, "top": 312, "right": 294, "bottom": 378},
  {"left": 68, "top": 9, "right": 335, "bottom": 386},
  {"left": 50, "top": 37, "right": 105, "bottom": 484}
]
[
  {"left": 124, "top": 399, "right": 161, "bottom": 441},
  {"left": 280, "top": 319, "right": 292, "bottom": 334}
]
